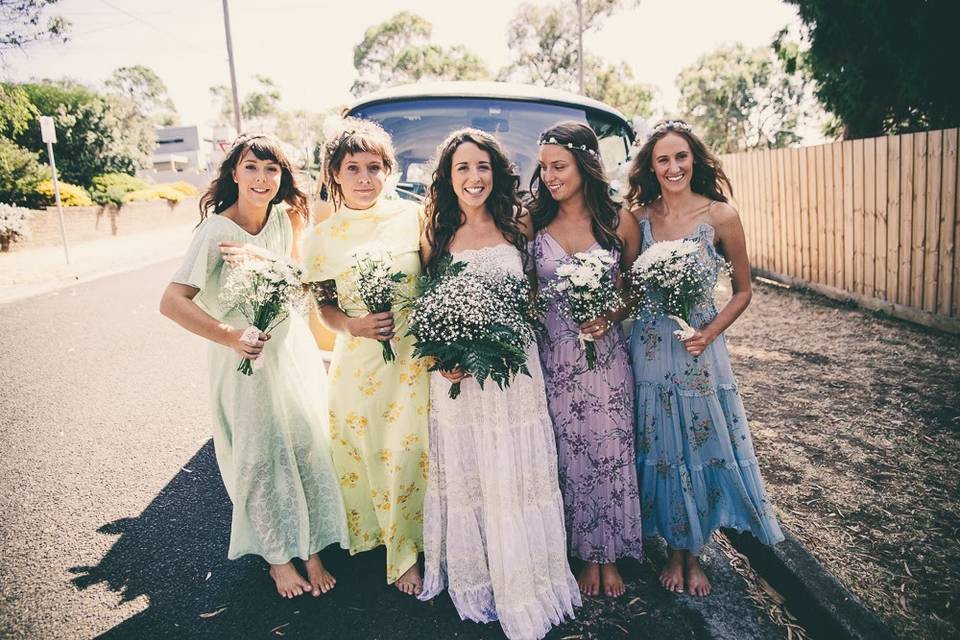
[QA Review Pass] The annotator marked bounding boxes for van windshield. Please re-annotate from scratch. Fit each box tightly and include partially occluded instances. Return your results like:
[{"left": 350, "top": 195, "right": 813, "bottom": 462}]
[{"left": 349, "top": 97, "right": 633, "bottom": 196}]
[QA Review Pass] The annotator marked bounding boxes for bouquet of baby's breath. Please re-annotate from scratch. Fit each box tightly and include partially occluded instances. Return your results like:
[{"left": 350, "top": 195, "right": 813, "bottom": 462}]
[
  {"left": 351, "top": 245, "right": 407, "bottom": 363},
  {"left": 541, "top": 247, "right": 623, "bottom": 369},
  {"left": 408, "top": 255, "right": 537, "bottom": 399},
  {"left": 630, "top": 239, "right": 723, "bottom": 340},
  {"left": 219, "top": 257, "right": 309, "bottom": 375}
]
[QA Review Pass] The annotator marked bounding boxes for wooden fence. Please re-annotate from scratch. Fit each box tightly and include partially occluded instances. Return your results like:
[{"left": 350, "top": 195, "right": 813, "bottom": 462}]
[{"left": 721, "top": 128, "right": 960, "bottom": 333}]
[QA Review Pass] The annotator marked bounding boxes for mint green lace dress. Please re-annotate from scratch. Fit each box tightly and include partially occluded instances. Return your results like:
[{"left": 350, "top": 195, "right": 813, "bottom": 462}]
[{"left": 171, "top": 207, "right": 349, "bottom": 564}]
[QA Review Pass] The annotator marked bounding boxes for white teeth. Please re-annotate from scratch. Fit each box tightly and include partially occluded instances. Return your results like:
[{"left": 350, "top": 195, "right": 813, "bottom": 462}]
[
  {"left": 464, "top": 186, "right": 484, "bottom": 194},
  {"left": 547, "top": 184, "right": 562, "bottom": 191},
  {"left": 666, "top": 174, "right": 684, "bottom": 182}
]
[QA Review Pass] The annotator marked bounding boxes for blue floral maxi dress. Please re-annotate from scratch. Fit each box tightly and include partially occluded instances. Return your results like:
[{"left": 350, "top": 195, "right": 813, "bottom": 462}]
[{"left": 630, "top": 220, "right": 783, "bottom": 554}]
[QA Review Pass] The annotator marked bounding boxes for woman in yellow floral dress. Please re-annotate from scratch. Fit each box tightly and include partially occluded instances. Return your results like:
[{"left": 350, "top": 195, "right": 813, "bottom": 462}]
[{"left": 302, "top": 119, "right": 429, "bottom": 595}]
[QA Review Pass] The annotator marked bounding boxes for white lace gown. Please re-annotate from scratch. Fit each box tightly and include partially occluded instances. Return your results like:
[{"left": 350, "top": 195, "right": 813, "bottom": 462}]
[{"left": 418, "top": 244, "right": 581, "bottom": 640}]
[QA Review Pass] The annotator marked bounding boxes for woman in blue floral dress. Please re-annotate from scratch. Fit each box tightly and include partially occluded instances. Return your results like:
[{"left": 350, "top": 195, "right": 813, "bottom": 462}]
[{"left": 625, "top": 120, "right": 783, "bottom": 597}]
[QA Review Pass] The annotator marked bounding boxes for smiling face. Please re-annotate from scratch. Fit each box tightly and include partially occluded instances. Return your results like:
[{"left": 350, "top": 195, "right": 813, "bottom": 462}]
[
  {"left": 333, "top": 151, "right": 388, "bottom": 209},
  {"left": 651, "top": 132, "right": 694, "bottom": 195},
  {"left": 232, "top": 149, "right": 281, "bottom": 208},
  {"left": 450, "top": 141, "right": 493, "bottom": 210},
  {"left": 537, "top": 144, "right": 582, "bottom": 203}
]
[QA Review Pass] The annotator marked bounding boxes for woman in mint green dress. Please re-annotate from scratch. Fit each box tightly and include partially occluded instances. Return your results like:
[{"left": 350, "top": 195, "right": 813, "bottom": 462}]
[{"left": 160, "top": 135, "right": 348, "bottom": 599}]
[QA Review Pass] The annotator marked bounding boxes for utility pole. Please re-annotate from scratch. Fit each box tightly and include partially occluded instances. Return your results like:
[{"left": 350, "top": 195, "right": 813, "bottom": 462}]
[
  {"left": 221, "top": 0, "right": 242, "bottom": 133},
  {"left": 577, "top": 0, "right": 584, "bottom": 94}
]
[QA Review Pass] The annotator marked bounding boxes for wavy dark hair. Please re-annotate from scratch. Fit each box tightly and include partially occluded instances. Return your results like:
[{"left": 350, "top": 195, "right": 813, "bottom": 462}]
[
  {"left": 199, "top": 133, "right": 308, "bottom": 222},
  {"left": 528, "top": 121, "right": 622, "bottom": 252},
  {"left": 321, "top": 117, "right": 396, "bottom": 209},
  {"left": 424, "top": 128, "right": 525, "bottom": 277},
  {"left": 625, "top": 119, "right": 733, "bottom": 207}
]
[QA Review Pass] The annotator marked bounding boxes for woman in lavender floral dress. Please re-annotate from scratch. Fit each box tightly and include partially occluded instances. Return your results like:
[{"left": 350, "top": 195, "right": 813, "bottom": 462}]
[
  {"left": 530, "top": 122, "right": 644, "bottom": 598},
  {"left": 625, "top": 120, "right": 783, "bottom": 598}
]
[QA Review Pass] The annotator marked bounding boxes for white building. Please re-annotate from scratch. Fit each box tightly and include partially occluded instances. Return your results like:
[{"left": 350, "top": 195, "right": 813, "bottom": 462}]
[{"left": 152, "top": 125, "right": 203, "bottom": 171}]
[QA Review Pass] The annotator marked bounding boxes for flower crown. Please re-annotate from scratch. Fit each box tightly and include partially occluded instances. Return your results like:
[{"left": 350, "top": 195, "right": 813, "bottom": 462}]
[
  {"left": 651, "top": 120, "right": 693, "bottom": 135},
  {"left": 538, "top": 136, "right": 599, "bottom": 158}
]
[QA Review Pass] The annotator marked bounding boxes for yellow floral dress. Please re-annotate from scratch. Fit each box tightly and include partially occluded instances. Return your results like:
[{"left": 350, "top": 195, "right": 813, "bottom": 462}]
[{"left": 302, "top": 198, "right": 430, "bottom": 583}]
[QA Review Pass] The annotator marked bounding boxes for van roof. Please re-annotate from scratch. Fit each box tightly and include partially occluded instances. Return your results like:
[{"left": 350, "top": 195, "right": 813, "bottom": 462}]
[{"left": 348, "top": 81, "right": 628, "bottom": 123}]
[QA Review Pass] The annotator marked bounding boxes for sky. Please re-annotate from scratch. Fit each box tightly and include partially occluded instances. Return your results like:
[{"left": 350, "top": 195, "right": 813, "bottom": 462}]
[{"left": 7, "top": 0, "right": 801, "bottom": 134}]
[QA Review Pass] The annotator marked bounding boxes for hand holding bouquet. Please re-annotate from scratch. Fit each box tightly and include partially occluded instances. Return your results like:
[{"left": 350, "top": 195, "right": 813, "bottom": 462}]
[
  {"left": 629, "top": 239, "right": 722, "bottom": 341},
  {"left": 541, "top": 247, "right": 623, "bottom": 369},
  {"left": 351, "top": 245, "right": 407, "bottom": 363},
  {"left": 408, "top": 256, "right": 538, "bottom": 399},
  {"left": 219, "top": 257, "right": 308, "bottom": 375}
]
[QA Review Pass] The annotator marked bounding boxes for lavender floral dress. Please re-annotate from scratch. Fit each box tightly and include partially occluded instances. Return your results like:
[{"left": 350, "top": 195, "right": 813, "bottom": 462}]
[
  {"left": 534, "top": 231, "right": 644, "bottom": 564},
  {"left": 630, "top": 219, "right": 784, "bottom": 554}
]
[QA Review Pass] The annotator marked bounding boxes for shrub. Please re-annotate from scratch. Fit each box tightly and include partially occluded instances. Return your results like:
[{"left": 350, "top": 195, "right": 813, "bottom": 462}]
[
  {"left": 0, "top": 203, "right": 32, "bottom": 250},
  {"left": 89, "top": 172, "right": 148, "bottom": 208},
  {"left": 35, "top": 179, "right": 93, "bottom": 206},
  {"left": 166, "top": 181, "right": 199, "bottom": 197},
  {"left": 0, "top": 137, "right": 46, "bottom": 208},
  {"left": 123, "top": 185, "right": 185, "bottom": 206}
]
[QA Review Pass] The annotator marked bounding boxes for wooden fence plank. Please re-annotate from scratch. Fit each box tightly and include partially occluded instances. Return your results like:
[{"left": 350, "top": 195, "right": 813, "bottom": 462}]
[
  {"left": 853, "top": 139, "right": 865, "bottom": 295},
  {"left": 832, "top": 142, "right": 844, "bottom": 288},
  {"left": 843, "top": 140, "right": 855, "bottom": 291},
  {"left": 954, "top": 137, "right": 960, "bottom": 317},
  {"left": 923, "top": 130, "right": 943, "bottom": 312},
  {"left": 887, "top": 136, "right": 901, "bottom": 304},
  {"left": 815, "top": 144, "right": 827, "bottom": 285},
  {"left": 799, "top": 146, "right": 811, "bottom": 281},
  {"left": 911, "top": 133, "right": 927, "bottom": 309},
  {"left": 938, "top": 129, "right": 958, "bottom": 316},
  {"left": 874, "top": 136, "right": 888, "bottom": 301},
  {"left": 898, "top": 134, "right": 915, "bottom": 306},
  {"left": 775, "top": 150, "right": 787, "bottom": 274},
  {"left": 791, "top": 148, "right": 803, "bottom": 279},
  {"left": 864, "top": 137, "right": 877, "bottom": 299}
]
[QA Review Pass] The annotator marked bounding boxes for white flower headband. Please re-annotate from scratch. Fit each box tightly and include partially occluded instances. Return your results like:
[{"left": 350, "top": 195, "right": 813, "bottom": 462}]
[
  {"left": 538, "top": 136, "right": 599, "bottom": 158},
  {"left": 651, "top": 120, "right": 693, "bottom": 135}
]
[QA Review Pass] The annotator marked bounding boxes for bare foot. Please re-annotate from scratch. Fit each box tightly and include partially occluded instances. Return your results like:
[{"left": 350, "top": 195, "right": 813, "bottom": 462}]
[
  {"left": 600, "top": 562, "right": 625, "bottom": 597},
  {"left": 577, "top": 561, "right": 600, "bottom": 597},
  {"left": 395, "top": 563, "right": 422, "bottom": 596},
  {"left": 660, "top": 549, "right": 685, "bottom": 593},
  {"left": 685, "top": 554, "right": 711, "bottom": 597},
  {"left": 305, "top": 553, "right": 336, "bottom": 597},
  {"left": 269, "top": 562, "right": 311, "bottom": 599}
]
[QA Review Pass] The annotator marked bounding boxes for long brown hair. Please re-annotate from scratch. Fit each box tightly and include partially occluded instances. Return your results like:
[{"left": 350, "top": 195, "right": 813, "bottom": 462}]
[
  {"left": 321, "top": 117, "right": 396, "bottom": 209},
  {"left": 527, "top": 121, "right": 622, "bottom": 252},
  {"left": 625, "top": 120, "right": 733, "bottom": 207},
  {"left": 424, "top": 128, "right": 526, "bottom": 277},
  {"left": 199, "top": 134, "right": 308, "bottom": 222}
]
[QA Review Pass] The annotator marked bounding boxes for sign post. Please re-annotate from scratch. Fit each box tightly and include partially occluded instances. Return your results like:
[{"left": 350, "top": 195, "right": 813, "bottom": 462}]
[{"left": 39, "top": 116, "right": 70, "bottom": 264}]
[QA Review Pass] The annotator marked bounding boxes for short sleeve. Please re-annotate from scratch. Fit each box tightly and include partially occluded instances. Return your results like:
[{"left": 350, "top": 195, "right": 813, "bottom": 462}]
[
  {"left": 301, "top": 225, "right": 331, "bottom": 284},
  {"left": 171, "top": 218, "right": 218, "bottom": 292}
]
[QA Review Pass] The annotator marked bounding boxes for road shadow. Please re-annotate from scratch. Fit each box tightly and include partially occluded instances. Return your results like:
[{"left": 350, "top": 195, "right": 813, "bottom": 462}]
[{"left": 70, "top": 441, "right": 710, "bottom": 639}]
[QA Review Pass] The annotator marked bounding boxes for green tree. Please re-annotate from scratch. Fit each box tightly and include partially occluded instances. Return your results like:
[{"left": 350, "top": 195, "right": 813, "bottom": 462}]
[
  {"left": 351, "top": 12, "right": 489, "bottom": 96},
  {"left": 499, "top": 1, "right": 651, "bottom": 117},
  {"left": 676, "top": 42, "right": 814, "bottom": 153},
  {"left": 12, "top": 80, "right": 153, "bottom": 187},
  {"left": 210, "top": 75, "right": 282, "bottom": 129},
  {"left": 0, "top": 136, "right": 45, "bottom": 207},
  {"left": 105, "top": 65, "right": 178, "bottom": 127},
  {"left": 784, "top": 0, "right": 959, "bottom": 138},
  {"left": 0, "top": 0, "right": 69, "bottom": 50}
]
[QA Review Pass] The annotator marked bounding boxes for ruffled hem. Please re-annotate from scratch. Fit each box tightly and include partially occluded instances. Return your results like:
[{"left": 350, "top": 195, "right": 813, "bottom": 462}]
[{"left": 634, "top": 381, "right": 784, "bottom": 554}]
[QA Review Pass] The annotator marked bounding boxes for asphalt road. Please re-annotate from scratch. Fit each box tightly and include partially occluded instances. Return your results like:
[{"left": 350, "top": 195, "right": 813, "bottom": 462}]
[{"left": 0, "top": 260, "right": 784, "bottom": 640}]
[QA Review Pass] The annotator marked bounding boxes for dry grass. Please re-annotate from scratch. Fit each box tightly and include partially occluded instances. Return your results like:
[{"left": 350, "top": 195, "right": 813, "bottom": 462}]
[{"left": 726, "top": 280, "right": 960, "bottom": 639}]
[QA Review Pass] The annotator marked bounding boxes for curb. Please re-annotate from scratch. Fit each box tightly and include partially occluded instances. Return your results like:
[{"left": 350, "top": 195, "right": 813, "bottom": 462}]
[{"left": 723, "top": 527, "right": 897, "bottom": 640}]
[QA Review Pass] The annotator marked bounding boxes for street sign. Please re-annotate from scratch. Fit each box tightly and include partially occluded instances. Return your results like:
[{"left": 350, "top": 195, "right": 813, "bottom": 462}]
[
  {"left": 39, "top": 116, "right": 57, "bottom": 144},
  {"left": 39, "top": 115, "right": 69, "bottom": 264}
]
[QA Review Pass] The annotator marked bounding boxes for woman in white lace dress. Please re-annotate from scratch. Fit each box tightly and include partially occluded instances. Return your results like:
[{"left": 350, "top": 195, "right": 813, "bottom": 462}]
[{"left": 417, "top": 129, "right": 580, "bottom": 640}]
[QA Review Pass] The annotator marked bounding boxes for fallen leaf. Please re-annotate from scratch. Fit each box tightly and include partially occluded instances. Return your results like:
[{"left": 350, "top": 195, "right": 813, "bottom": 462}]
[{"left": 199, "top": 606, "right": 227, "bottom": 619}]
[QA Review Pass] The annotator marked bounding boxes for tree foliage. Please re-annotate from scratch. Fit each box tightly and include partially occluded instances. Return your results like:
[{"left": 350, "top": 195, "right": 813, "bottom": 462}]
[
  {"left": 105, "top": 65, "right": 178, "bottom": 127},
  {"left": 499, "top": 0, "right": 652, "bottom": 117},
  {"left": 0, "top": 0, "right": 68, "bottom": 51},
  {"left": 676, "top": 42, "right": 815, "bottom": 153},
  {"left": 210, "top": 74, "right": 282, "bottom": 129},
  {"left": 351, "top": 12, "right": 489, "bottom": 96},
  {"left": 784, "top": 0, "right": 959, "bottom": 138},
  {"left": 11, "top": 80, "right": 153, "bottom": 187},
  {"left": 0, "top": 136, "right": 45, "bottom": 207}
]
